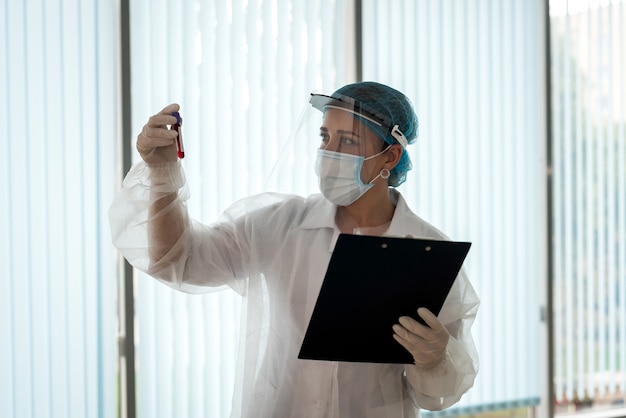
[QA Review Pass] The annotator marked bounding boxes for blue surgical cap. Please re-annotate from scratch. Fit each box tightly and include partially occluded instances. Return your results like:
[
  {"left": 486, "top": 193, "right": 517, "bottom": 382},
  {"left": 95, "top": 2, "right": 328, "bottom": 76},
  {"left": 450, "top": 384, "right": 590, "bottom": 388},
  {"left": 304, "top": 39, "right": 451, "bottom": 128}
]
[{"left": 331, "top": 81, "right": 419, "bottom": 187}]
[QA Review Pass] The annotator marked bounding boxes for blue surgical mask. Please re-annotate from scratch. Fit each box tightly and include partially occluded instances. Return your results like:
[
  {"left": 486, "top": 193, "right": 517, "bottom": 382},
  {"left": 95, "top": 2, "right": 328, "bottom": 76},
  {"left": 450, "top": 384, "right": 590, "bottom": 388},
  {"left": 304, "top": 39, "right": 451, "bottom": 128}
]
[{"left": 314, "top": 147, "right": 390, "bottom": 206}]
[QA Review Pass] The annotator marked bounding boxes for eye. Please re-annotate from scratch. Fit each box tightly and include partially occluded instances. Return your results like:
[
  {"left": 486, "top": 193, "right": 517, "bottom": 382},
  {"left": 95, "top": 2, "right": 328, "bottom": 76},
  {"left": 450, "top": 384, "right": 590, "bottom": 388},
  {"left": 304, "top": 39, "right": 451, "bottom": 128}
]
[
  {"left": 340, "top": 136, "right": 357, "bottom": 146},
  {"left": 319, "top": 133, "right": 330, "bottom": 144}
]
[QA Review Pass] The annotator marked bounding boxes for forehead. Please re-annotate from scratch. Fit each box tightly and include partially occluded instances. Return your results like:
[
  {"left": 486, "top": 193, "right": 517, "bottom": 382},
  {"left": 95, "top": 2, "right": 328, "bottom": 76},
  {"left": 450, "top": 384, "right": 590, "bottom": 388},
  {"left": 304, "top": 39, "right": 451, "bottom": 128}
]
[
  {"left": 317, "top": 108, "right": 386, "bottom": 154},
  {"left": 322, "top": 107, "right": 359, "bottom": 126},
  {"left": 321, "top": 108, "right": 379, "bottom": 141}
]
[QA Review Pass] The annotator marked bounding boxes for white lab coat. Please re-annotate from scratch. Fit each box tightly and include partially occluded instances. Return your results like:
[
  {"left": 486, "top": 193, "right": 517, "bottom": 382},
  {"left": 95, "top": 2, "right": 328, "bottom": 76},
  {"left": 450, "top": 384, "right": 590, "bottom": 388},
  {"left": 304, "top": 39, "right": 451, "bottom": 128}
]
[{"left": 109, "top": 161, "right": 480, "bottom": 417}]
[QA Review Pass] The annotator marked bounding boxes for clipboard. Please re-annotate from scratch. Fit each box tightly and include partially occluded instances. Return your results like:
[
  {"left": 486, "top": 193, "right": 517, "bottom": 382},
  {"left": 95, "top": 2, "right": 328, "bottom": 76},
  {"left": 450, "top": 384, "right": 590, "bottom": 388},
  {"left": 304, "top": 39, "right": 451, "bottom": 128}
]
[{"left": 298, "top": 233, "right": 471, "bottom": 364}]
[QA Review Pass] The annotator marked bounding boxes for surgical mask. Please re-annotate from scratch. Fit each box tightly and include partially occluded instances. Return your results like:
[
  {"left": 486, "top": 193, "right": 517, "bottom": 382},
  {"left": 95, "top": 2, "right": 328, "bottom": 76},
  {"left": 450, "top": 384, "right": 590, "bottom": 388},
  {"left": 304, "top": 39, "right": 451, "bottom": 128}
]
[{"left": 314, "top": 146, "right": 391, "bottom": 206}]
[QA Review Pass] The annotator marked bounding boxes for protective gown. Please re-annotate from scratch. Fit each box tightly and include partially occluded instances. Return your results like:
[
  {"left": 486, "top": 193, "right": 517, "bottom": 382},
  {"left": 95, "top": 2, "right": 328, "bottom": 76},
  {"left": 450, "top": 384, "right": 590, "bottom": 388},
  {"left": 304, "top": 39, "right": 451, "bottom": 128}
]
[{"left": 109, "top": 161, "right": 480, "bottom": 418}]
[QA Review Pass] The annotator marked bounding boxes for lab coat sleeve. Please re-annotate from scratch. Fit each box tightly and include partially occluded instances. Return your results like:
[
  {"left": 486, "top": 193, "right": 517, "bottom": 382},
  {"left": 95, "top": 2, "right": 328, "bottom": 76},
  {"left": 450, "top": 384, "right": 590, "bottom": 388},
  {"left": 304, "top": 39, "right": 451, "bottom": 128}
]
[
  {"left": 403, "top": 270, "right": 480, "bottom": 411},
  {"left": 108, "top": 160, "right": 197, "bottom": 288},
  {"left": 108, "top": 160, "right": 287, "bottom": 295}
]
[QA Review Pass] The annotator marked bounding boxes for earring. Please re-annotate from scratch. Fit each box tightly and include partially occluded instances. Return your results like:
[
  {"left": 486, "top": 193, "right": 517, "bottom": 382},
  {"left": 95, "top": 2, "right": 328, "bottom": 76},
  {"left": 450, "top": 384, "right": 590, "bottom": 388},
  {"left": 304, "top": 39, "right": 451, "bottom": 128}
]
[{"left": 380, "top": 168, "right": 390, "bottom": 179}]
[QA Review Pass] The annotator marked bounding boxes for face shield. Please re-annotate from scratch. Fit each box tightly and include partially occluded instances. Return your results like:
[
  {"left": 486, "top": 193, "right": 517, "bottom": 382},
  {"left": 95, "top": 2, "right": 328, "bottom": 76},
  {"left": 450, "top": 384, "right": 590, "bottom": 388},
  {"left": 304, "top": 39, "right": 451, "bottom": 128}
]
[{"left": 265, "top": 92, "right": 408, "bottom": 205}]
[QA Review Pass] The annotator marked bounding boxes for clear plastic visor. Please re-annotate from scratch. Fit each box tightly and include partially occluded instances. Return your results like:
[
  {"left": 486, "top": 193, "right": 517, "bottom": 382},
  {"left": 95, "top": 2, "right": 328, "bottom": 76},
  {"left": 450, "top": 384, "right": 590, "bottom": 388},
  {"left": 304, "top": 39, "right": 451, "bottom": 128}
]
[{"left": 265, "top": 94, "right": 389, "bottom": 196}]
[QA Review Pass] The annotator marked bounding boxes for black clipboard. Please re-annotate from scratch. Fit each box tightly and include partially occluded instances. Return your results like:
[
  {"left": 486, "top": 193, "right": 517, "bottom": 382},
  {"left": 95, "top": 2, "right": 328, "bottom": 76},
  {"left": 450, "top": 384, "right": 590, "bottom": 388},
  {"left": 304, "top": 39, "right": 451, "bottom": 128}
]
[{"left": 298, "top": 233, "right": 471, "bottom": 364}]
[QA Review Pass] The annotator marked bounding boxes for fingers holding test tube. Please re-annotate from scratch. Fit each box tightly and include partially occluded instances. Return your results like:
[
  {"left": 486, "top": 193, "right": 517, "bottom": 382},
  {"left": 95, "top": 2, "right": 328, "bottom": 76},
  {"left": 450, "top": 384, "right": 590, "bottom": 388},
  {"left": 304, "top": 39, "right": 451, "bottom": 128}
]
[{"left": 137, "top": 103, "right": 180, "bottom": 164}]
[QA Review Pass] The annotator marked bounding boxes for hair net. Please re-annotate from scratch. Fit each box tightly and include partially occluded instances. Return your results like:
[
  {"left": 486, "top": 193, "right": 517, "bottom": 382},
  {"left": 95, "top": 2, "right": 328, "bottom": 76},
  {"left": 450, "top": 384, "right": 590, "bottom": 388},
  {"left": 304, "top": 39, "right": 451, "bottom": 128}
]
[{"left": 330, "top": 82, "right": 419, "bottom": 187}]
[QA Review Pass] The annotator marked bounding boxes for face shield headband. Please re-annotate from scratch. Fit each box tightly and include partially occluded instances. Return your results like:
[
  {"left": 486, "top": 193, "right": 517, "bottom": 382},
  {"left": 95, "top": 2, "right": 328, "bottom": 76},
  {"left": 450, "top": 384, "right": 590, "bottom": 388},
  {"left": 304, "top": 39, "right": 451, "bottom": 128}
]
[{"left": 309, "top": 93, "right": 409, "bottom": 149}]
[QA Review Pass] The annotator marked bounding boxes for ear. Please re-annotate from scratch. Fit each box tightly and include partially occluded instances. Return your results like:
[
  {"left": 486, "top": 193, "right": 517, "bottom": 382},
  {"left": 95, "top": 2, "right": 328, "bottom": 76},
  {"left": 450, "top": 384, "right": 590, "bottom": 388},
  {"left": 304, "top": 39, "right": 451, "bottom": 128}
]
[{"left": 384, "top": 144, "right": 404, "bottom": 171}]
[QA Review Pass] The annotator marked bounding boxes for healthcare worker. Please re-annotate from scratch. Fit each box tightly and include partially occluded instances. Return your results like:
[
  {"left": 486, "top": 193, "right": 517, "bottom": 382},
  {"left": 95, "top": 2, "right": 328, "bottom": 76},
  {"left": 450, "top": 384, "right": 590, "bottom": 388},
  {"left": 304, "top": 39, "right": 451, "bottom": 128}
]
[{"left": 109, "top": 81, "right": 479, "bottom": 417}]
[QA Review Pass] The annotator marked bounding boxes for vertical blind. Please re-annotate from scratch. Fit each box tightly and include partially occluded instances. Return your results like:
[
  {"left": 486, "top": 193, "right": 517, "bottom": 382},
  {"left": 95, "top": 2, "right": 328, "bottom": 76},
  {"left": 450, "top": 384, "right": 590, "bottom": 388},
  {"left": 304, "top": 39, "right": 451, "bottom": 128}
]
[
  {"left": 550, "top": 0, "right": 626, "bottom": 407},
  {"left": 0, "top": 1, "right": 118, "bottom": 417},
  {"left": 361, "top": 0, "right": 548, "bottom": 415},
  {"left": 129, "top": 0, "right": 351, "bottom": 416}
]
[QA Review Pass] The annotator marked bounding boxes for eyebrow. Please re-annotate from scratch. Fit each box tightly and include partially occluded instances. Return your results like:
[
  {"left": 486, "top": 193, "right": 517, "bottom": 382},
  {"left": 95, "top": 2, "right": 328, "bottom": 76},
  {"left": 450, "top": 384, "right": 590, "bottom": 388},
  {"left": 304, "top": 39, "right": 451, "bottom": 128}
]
[{"left": 319, "top": 127, "right": 362, "bottom": 138}]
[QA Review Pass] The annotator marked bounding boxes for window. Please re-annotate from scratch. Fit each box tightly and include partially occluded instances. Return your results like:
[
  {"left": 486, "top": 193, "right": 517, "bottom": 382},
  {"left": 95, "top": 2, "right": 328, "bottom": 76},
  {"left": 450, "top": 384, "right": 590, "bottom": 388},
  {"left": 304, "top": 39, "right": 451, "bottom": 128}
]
[
  {"left": 0, "top": 1, "right": 118, "bottom": 417},
  {"left": 127, "top": 1, "right": 352, "bottom": 416},
  {"left": 361, "top": 0, "right": 548, "bottom": 414},
  {"left": 550, "top": 0, "right": 626, "bottom": 413}
]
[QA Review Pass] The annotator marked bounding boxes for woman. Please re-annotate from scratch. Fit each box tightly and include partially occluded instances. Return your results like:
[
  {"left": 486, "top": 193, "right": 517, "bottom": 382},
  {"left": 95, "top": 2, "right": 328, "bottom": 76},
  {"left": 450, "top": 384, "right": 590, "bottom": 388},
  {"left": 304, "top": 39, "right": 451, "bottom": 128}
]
[{"left": 109, "top": 81, "right": 479, "bottom": 417}]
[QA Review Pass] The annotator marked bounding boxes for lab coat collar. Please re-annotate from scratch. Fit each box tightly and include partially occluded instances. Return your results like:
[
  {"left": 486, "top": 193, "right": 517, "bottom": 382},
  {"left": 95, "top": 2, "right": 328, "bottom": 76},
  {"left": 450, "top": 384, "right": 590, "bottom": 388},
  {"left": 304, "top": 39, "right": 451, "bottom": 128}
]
[
  {"left": 300, "top": 193, "right": 338, "bottom": 231},
  {"left": 385, "top": 190, "right": 447, "bottom": 240},
  {"left": 384, "top": 189, "right": 420, "bottom": 238},
  {"left": 300, "top": 190, "right": 414, "bottom": 231},
  {"left": 299, "top": 190, "right": 432, "bottom": 252},
  {"left": 299, "top": 194, "right": 340, "bottom": 252}
]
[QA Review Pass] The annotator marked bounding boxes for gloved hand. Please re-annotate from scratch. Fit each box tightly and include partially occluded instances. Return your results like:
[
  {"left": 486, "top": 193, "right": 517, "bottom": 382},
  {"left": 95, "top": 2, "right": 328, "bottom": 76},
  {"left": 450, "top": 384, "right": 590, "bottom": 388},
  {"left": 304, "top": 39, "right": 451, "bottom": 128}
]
[
  {"left": 392, "top": 307, "right": 449, "bottom": 370},
  {"left": 136, "top": 103, "right": 181, "bottom": 165}
]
